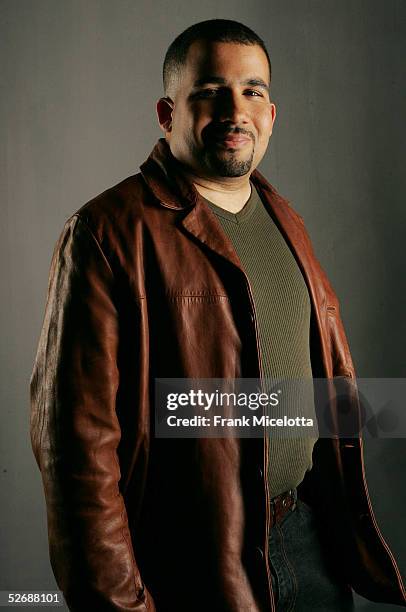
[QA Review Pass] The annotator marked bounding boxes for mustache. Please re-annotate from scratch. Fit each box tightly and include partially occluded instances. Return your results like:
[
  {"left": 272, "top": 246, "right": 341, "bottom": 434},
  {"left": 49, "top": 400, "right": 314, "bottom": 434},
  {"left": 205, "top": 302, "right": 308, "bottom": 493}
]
[{"left": 203, "top": 125, "right": 254, "bottom": 142}]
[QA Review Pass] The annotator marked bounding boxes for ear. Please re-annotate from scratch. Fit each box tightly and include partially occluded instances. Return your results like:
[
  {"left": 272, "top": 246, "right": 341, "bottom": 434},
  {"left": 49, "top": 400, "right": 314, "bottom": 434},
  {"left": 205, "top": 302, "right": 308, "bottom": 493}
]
[
  {"left": 156, "top": 97, "right": 174, "bottom": 134},
  {"left": 269, "top": 102, "right": 277, "bottom": 136}
]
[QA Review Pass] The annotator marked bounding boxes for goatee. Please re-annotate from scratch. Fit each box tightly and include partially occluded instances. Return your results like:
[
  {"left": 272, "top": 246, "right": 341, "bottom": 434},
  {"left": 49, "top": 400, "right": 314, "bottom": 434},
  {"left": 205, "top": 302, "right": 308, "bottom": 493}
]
[{"left": 205, "top": 150, "right": 254, "bottom": 177}]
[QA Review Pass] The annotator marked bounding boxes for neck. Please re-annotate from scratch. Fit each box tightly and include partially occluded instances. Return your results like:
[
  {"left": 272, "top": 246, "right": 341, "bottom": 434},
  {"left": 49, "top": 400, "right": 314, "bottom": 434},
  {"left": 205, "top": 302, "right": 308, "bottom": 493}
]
[{"left": 181, "top": 171, "right": 253, "bottom": 213}]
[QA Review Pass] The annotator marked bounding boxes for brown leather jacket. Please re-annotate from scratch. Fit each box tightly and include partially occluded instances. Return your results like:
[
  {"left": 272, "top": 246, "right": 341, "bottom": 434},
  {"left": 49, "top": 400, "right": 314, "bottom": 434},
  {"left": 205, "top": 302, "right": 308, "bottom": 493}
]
[{"left": 30, "top": 138, "right": 406, "bottom": 611}]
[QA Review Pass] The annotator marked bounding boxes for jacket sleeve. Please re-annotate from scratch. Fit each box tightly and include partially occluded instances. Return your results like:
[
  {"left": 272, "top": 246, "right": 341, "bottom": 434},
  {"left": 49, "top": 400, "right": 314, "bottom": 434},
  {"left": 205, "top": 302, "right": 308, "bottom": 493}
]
[{"left": 30, "top": 215, "right": 155, "bottom": 612}]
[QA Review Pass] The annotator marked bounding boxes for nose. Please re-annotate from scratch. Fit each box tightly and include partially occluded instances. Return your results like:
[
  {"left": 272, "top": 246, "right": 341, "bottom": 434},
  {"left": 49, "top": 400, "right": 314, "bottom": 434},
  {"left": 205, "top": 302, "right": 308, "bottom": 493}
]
[{"left": 216, "top": 90, "right": 249, "bottom": 124}]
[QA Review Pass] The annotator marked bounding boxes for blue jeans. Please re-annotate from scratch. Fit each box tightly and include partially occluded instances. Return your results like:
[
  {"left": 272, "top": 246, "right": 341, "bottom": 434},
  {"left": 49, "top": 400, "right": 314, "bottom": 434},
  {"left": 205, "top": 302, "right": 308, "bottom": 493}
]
[{"left": 268, "top": 491, "right": 355, "bottom": 611}]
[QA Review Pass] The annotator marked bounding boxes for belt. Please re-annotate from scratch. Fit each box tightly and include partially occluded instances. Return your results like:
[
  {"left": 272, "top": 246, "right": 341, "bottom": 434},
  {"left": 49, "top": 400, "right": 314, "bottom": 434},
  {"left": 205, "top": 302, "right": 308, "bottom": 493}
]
[{"left": 269, "top": 488, "right": 297, "bottom": 528}]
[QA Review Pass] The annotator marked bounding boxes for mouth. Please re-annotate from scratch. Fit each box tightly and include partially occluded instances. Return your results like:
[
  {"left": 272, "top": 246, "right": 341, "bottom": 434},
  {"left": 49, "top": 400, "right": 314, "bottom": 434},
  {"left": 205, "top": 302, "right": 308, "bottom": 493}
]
[{"left": 211, "top": 133, "right": 252, "bottom": 149}]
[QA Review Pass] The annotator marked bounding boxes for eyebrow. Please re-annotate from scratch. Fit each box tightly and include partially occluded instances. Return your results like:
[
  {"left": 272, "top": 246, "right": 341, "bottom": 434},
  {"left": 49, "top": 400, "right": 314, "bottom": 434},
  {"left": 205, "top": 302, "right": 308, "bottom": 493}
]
[{"left": 192, "top": 76, "right": 270, "bottom": 92}]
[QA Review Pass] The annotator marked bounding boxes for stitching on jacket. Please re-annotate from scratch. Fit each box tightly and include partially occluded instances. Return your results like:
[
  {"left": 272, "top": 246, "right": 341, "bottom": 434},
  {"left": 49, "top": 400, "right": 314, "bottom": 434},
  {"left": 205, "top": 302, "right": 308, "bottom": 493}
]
[
  {"left": 165, "top": 289, "right": 228, "bottom": 297},
  {"left": 166, "top": 294, "right": 230, "bottom": 304}
]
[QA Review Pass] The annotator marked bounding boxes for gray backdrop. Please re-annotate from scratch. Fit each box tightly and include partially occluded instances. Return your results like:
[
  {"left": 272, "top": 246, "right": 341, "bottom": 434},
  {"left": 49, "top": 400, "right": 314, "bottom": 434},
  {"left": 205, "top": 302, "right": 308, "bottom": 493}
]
[{"left": 1, "top": 1, "right": 405, "bottom": 610}]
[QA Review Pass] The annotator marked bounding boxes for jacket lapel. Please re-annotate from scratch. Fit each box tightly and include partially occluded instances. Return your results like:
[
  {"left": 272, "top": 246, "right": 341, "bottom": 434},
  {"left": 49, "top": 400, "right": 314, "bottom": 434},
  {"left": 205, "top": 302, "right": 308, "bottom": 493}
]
[{"left": 140, "top": 139, "right": 247, "bottom": 272}]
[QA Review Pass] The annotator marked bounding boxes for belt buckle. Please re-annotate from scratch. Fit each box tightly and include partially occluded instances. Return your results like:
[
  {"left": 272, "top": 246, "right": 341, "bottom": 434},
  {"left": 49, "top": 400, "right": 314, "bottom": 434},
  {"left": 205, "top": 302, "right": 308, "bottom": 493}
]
[
  {"left": 289, "top": 488, "right": 297, "bottom": 511},
  {"left": 281, "top": 489, "right": 296, "bottom": 512},
  {"left": 270, "top": 489, "right": 297, "bottom": 526},
  {"left": 281, "top": 493, "right": 290, "bottom": 508}
]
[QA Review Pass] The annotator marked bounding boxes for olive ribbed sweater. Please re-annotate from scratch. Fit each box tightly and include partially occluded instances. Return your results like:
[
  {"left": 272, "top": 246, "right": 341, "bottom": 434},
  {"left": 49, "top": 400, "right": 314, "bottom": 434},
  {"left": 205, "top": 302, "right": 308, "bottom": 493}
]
[{"left": 201, "top": 182, "right": 318, "bottom": 498}]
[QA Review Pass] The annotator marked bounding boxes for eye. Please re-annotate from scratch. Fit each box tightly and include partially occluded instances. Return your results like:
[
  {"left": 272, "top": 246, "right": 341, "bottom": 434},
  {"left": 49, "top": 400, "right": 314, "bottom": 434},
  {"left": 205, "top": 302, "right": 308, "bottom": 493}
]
[
  {"left": 245, "top": 89, "right": 263, "bottom": 97},
  {"left": 194, "top": 89, "right": 220, "bottom": 99}
]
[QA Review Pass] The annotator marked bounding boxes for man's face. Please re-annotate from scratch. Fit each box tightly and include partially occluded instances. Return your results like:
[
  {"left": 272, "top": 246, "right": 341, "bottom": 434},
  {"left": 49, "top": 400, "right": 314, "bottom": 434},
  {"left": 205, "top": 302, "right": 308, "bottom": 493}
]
[{"left": 158, "top": 40, "right": 276, "bottom": 180}]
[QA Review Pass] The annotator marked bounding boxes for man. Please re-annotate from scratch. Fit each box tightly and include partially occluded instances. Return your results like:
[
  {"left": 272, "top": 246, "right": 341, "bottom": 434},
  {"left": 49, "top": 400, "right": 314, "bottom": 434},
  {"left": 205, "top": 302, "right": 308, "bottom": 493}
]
[{"left": 30, "top": 19, "right": 405, "bottom": 612}]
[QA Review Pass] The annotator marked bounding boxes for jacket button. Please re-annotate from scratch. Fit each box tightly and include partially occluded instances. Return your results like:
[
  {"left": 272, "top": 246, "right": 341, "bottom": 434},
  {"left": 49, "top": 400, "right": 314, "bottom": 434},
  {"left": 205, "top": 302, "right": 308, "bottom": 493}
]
[
  {"left": 249, "top": 312, "right": 255, "bottom": 323},
  {"left": 258, "top": 467, "right": 264, "bottom": 479},
  {"left": 255, "top": 546, "right": 264, "bottom": 561}
]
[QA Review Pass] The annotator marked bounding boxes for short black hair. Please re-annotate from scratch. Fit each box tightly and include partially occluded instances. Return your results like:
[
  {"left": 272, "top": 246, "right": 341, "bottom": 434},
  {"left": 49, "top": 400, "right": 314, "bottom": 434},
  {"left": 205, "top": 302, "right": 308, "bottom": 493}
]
[{"left": 163, "top": 19, "right": 272, "bottom": 96}]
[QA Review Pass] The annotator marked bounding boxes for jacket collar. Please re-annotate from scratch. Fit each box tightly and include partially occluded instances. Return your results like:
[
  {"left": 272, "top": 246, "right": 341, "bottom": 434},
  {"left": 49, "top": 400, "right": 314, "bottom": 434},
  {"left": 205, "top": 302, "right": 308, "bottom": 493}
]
[{"left": 140, "top": 139, "right": 198, "bottom": 210}]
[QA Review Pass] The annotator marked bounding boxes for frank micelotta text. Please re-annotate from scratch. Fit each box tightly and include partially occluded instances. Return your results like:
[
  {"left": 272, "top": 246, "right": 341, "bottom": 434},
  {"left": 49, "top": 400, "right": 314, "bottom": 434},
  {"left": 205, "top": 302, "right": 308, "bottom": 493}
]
[{"left": 166, "top": 414, "right": 314, "bottom": 427}]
